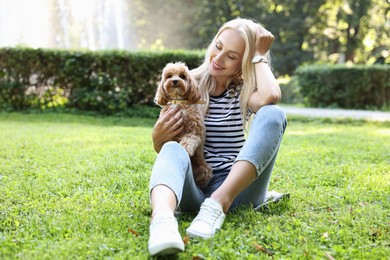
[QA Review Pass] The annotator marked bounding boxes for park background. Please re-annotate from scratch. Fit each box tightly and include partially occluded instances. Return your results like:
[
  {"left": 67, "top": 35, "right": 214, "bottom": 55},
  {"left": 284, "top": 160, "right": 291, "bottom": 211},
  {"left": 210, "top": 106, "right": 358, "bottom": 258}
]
[
  {"left": 0, "top": 0, "right": 389, "bottom": 259},
  {"left": 1, "top": 0, "right": 388, "bottom": 69},
  {"left": 0, "top": 0, "right": 389, "bottom": 112}
]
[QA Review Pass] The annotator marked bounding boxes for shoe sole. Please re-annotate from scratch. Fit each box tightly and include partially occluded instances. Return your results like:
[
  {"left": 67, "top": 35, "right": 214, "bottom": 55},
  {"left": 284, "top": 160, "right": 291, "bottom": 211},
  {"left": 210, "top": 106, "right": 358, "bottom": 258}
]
[
  {"left": 149, "top": 241, "right": 184, "bottom": 256},
  {"left": 186, "top": 228, "right": 214, "bottom": 239}
]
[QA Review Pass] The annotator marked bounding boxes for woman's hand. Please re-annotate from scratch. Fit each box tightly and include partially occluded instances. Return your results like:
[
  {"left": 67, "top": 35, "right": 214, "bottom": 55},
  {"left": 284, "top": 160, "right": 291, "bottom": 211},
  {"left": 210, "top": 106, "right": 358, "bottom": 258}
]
[
  {"left": 255, "top": 27, "right": 274, "bottom": 55},
  {"left": 249, "top": 26, "right": 281, "bottom": 112},
  {"left": 152, "top": 106, "right": 184, "bottom": 153}
]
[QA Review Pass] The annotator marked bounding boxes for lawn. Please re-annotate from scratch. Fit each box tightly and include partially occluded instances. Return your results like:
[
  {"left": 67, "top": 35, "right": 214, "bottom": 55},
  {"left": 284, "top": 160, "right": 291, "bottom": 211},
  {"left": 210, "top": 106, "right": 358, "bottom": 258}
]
[{"left": 0, "top": 111, "right": 389, "bottom": 259}]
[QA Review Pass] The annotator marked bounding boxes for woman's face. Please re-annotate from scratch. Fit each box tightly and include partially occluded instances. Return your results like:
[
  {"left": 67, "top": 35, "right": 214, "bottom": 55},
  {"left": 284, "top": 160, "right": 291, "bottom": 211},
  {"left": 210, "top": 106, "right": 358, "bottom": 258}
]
[{"left": 209, "top": 29, "right": 245, "bottom": 81}]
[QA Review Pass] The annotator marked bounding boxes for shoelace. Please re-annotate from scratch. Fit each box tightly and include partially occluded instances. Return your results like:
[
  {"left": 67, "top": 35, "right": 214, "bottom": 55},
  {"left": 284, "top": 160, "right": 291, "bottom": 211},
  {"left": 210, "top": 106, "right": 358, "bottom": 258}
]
[{"left": 195, "top": 203, "right": 222, "bottom": 227}]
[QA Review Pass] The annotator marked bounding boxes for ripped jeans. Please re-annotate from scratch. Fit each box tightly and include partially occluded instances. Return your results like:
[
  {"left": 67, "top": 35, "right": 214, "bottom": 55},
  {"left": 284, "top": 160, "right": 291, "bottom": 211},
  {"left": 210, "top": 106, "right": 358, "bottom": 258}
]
[{"left": 149, "top": 105, "right": 287, "bottom": 212}]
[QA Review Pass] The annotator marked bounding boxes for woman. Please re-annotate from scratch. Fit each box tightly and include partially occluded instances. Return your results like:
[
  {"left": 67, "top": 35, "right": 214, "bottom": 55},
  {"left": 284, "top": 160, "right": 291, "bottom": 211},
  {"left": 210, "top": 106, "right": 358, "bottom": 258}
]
[{"left": 148, "top": 18, "right": 287, "bottom": 256}]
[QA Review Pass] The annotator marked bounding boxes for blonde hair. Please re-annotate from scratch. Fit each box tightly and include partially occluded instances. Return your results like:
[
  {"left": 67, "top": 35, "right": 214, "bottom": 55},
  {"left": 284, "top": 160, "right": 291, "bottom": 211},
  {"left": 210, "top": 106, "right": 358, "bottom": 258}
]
[{"left": 191, "top": 18, "right": 271, "bottom": 131}]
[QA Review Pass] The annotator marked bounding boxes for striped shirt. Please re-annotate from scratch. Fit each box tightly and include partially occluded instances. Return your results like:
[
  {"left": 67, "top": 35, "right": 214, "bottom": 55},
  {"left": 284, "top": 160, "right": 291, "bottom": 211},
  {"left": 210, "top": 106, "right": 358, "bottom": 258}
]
[{"left": 204, "top": 89, "right": 246, "bottom": 172}]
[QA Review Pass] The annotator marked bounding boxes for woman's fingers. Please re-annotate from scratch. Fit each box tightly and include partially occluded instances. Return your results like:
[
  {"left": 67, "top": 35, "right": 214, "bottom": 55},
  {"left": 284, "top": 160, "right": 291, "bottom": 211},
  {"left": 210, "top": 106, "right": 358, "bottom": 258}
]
[
  {"left": 256, "top": 27, "right": 274, "bottom": 54},
  {"left": 164, "top": 107, "right": 182, "bottom": 128},
  {"left": 157, "top": 107, "right": 184, "bottom": 138},
  {"left": 171, "top": 116, "right": 184, "bottom": 137},
  {"left": 258, "top": 27, "right": 273, "bottom": 38},
  {"left": 159, "top": 106, "right": 177, "bottom": 122}
]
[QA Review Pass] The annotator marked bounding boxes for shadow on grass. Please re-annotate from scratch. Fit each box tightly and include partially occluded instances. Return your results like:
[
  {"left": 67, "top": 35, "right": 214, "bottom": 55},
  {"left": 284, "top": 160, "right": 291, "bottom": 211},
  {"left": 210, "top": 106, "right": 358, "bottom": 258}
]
[
  {"left": 2, "top": 106, "right": 389, "bottom": 128},
  {"left": 152, "top": 255, "right": 181, "bottom": 260},
  {"left": 0, "top": 111, "right": 157, "bottom": 127},
  {"left": 0, "top": 105, "right": 161, "bottom": 127}
]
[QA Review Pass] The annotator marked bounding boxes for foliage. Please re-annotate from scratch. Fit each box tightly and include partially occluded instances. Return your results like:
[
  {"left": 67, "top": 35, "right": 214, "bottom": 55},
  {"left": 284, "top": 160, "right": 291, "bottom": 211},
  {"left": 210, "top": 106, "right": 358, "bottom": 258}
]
[
  {"left": 307, "top": 0, "right": 385, "bottom": 64},
  {"left": 131, "top": 0, "right": 389, "bottom": 76},
  {"left": 0, "top": 112, "right": 389, "bottom": 259},
  {"left": 279, "top": 76, "right": 304, "bottom": 104},
  {"left": 295, "top": 64, "right": 390, "bottom": 110},
  {"left": 258, "top": 0, "right": 327, "bottom": 76},
  {"left": 0, "top": 47, "right": 203, "bottom": 113},
  {"left": 2, "top": 48, "right": 389, "bottom": 112}
]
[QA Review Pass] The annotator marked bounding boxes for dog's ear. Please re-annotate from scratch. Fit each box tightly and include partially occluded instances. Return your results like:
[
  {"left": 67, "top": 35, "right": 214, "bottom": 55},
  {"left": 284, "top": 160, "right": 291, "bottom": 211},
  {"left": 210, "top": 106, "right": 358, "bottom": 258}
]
[
  {"left": 186, "top": 74, "right": 201, "bottom": 103},
  {"left": 155, "top": 78, "right": 169, "bottom": 106}
]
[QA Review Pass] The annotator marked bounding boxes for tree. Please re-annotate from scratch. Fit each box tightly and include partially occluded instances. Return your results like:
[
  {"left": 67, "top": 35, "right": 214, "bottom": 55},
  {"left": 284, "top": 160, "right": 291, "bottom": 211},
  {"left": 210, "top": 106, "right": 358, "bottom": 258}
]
[
  {"left": 305, "top": 0, "right": 388, "bottom": 64},
  {"left": 129, "top": 0, "right": 389, "bottom": 75},
  {"left": 257, "top": 0, "right": 326, "bottom": 76}
]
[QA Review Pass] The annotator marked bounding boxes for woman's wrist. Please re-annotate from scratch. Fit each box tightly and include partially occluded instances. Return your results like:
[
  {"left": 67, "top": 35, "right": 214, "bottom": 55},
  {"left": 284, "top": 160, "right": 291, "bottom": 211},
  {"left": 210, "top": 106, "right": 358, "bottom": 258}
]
[
  {"left": 252, "top": 55, "right": 268, "bottom": 64},
  {"left": 252, "top": 51, "right": 268, "bottom": 64}
]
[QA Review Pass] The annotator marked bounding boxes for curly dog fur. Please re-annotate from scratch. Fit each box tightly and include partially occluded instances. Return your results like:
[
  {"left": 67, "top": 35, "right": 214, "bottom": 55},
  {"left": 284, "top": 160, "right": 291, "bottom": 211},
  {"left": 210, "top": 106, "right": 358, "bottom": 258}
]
[{"left": 155, "top": 62, "right": 212, "bottom": 187}]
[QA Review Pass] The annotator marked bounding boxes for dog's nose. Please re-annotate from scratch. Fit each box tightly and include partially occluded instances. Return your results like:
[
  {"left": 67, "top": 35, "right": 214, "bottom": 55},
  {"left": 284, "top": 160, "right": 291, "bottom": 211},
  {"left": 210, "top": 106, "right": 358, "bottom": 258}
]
[{"left": 172, "top": 80, "right": 178, "bottom": 86}]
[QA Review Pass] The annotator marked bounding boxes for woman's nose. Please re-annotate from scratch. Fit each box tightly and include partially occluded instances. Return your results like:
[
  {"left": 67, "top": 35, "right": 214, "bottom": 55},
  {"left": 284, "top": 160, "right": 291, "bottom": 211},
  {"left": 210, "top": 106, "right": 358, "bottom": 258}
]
[{"left": 214, "top": 52, "right": 223, "bottom": 63}]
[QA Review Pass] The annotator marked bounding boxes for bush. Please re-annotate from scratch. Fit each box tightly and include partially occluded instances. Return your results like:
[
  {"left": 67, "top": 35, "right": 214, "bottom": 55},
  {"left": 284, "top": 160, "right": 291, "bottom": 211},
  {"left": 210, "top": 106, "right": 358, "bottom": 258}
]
[
  {"left": 279, "top": 76, "right": 304, "bottom": 104},
  {"left": 0, "top": 47, "right": 204, "bottom": 113},
  {"left": 295, "top": 64, "right": 390, "bottom": 110}
]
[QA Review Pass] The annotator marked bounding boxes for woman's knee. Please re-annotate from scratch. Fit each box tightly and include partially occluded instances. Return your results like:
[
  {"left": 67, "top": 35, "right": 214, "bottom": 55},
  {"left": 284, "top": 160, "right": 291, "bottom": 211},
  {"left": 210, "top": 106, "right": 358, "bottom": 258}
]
[
  {"left": 158, "top": 141, "right": 191, "bottom": 174},
  {"left": 161, "top": 141, "right": 188, "bottom": 157},
  {"left": 254, "top": 105, "right": 287, "bottom": 133},
  {"left": 150, "top": 141, "right": 192, "bottom": 191},
  {"left": 258, "top": 105, "right": 286, "bottom": 122},
  {"left": 161, "top": 141, "right": 182, "bottom": 150}
]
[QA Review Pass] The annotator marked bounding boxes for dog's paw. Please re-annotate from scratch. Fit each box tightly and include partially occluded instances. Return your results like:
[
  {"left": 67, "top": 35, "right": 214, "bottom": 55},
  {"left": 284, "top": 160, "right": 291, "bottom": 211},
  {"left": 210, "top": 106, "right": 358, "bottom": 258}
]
[
  {"left": 182, "top": 145, "right": 196, "bottom": 157},
  {"left": 194, "top": 164, "right": 212, "bottom": 188},
  {"left": 180, "top": 136, "right": 201, "bottom": 156}
]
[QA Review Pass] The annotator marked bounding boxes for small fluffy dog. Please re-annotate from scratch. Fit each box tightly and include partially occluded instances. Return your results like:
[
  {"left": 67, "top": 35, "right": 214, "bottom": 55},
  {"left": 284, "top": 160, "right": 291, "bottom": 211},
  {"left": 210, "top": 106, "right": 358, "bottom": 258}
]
[{"left": 155, "top": 62, "right": 212, "bottom": 187}]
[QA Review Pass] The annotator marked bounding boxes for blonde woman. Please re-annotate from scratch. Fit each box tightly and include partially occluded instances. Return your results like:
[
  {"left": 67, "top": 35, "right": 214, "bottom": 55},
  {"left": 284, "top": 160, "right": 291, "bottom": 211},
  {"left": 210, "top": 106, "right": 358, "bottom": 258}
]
[{"left": 148, "top": 18, "right": 288, "bottom": 256}]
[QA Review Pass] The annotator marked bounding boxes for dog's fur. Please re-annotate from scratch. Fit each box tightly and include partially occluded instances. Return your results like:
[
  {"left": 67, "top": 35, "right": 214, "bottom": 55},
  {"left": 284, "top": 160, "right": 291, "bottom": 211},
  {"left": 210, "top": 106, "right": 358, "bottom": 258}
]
[{"left": 155, "top": 62, "right": 212, "bottom": 187}]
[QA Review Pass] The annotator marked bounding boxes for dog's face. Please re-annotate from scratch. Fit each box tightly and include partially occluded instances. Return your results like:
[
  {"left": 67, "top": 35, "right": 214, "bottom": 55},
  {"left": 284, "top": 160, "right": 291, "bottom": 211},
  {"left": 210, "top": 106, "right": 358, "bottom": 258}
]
[{"left": 155, "top": 62, "right": 200, "bottom": 106}]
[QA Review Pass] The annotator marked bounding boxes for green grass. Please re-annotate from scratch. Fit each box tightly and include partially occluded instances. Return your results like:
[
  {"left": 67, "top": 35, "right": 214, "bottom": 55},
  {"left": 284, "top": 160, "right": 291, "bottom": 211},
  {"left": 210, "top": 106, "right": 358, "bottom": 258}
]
[{"left": 0, "top": 112, "right": 389, "bottom": 259}]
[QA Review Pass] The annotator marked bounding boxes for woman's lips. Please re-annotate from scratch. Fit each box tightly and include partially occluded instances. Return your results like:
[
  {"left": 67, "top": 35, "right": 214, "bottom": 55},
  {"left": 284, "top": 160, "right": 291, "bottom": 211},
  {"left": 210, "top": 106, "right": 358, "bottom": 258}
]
[{"left": 212, "top": 61, "right": 223, "bottom": 70}]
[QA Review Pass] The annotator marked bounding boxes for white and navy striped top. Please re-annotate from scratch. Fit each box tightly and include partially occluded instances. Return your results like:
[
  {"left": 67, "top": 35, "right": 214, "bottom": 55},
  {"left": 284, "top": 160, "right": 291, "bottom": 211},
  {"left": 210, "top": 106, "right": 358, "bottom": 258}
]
[{"left": 204, "top": 88, "right": 246, "bottom": 172}]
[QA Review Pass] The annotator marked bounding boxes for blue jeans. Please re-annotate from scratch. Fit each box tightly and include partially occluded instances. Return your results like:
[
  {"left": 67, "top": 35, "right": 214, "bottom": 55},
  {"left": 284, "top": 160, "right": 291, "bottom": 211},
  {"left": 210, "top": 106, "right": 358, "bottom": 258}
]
[{"left": 149, "top": 105, "right": 287, "bottom": 212}]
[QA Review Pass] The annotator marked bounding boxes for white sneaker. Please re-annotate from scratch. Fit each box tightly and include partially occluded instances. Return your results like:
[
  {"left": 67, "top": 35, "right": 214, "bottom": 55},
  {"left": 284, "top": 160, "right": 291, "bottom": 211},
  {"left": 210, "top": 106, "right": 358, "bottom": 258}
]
[
  {"left": 254, "top": 190, "right": 290, "bottom": 211},
  {"left": 186, "top": 198, "right": 225, "bottom": 239},
  {"left": 148, "top": 213, "right": 184, "bottom": 256}
]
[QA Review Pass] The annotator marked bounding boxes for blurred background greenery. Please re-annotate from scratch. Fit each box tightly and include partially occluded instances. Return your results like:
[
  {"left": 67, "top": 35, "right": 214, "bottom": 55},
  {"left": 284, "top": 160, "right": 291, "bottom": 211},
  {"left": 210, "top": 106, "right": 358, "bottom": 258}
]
[
  {"left": 0, "top": 0, "right": 388, "bottom": 112},
  {"left": 1, "top": 0, "right": 388, "bottom": 76},
  {"left": 131, "top": 0, "right": 389, "bottom": 76}
]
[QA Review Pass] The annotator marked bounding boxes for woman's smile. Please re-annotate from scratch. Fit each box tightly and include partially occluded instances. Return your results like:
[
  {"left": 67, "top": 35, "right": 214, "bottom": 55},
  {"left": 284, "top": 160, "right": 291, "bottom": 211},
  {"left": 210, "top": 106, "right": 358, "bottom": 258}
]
[{"left": 212, "top": 61, "right": 224, "bottom": 70}]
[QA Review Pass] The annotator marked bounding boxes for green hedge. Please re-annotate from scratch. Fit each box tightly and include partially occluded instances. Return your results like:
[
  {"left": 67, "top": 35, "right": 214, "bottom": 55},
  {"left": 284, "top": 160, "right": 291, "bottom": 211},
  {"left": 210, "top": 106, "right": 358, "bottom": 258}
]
[
  {"left": 295, "top": 64, "right": 390, "bottom": 110},
  {"left": 0, "top": 47, "right": 204, "bottom": 113}
]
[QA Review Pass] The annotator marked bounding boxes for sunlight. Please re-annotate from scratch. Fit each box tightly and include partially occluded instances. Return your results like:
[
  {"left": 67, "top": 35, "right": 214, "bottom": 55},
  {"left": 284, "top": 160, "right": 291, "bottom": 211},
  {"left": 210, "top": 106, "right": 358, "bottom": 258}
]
[
  {"left": 374, "top": 128, "right": 390, "bottom": 137},
  {"left": 0, "top": 0, "right": 51, "bottom": 48},
  {"left": 286, "top": 127, "right": 341, "bottom": 136},
  {"left": 0, "top": 0, "right": 133, "bottom": 50},
  {"left": 70, "top": 0, "right": 92, "bottom": 21}
]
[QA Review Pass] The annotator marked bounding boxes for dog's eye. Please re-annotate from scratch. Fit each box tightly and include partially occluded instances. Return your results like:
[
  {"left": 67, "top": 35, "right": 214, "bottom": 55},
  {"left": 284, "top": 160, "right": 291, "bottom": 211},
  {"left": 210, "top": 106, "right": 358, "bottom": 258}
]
[
  {"left": 166, "top": 74, "right": 172, "bottom": 79},
  {"left": 179, "top": 74, "right": 186, "bottom": 80}
]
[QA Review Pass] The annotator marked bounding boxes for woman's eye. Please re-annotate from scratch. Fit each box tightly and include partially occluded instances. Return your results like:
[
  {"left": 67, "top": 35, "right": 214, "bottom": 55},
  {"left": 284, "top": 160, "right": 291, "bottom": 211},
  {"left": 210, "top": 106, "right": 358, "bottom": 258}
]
[
  {"left": 228, "top": 56, "right": 236, "bottom": 60},
  {"left": 215, "top": 43, "right": 222, "bottom": 50}
]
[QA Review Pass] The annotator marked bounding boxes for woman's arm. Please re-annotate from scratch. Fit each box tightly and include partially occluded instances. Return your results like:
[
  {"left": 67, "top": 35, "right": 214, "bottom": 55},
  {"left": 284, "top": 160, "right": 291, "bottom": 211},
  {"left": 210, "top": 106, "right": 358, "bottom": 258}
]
[
  {"left": 248, "top": 28, "right": 281, "bottom": 113},
  {"left": 152, "top": 107, "right": 184, "bottom": 153}
]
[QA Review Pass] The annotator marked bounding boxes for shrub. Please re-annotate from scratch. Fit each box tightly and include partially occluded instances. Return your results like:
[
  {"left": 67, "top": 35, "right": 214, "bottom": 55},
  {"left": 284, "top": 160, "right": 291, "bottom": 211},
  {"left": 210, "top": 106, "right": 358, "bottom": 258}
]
[
  {"left": 0, "top": 47, "right": 204, "bottom": 113},
  {"left": 295, "top": 64, "right": 390, "bottom": 110},
  {"left": 279, "top": 76, "right": 304, "bottom": 104}
]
